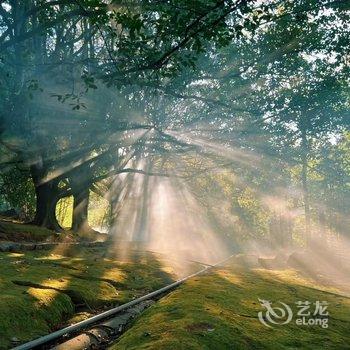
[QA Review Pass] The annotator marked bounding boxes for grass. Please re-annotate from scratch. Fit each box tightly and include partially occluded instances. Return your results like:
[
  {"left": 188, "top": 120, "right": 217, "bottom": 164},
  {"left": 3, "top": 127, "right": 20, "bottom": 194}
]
[
  {"left": 0, "top": 246, "right": 179, "bottom": 349},
  {"left": 111, "top": 262, "right": 350, "bottom": 350},
  {"left": 2, "top": 240, "right": 349, "bottom": 350}
]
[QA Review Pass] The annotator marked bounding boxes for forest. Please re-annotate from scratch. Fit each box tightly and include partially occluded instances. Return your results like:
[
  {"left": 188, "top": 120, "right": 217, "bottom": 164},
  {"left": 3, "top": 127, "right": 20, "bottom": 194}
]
[{"left": 0, "top": 1, "right": 349, "bottom": 349}]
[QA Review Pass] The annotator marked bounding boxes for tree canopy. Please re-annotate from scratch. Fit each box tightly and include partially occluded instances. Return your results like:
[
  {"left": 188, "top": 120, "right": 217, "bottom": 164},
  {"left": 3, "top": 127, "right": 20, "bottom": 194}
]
[{"left": 0, "top": 0, "right": 349, "bottom": 247}]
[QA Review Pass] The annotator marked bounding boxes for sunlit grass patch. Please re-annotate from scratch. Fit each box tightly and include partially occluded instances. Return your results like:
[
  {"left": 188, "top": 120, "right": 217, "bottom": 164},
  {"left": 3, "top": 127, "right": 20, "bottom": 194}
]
[
  {"left": 111, "top": 265, "right": 350, "bottom": 350},
  {"left": 0, "top": 247, "right": 176, "bottom": 349}
]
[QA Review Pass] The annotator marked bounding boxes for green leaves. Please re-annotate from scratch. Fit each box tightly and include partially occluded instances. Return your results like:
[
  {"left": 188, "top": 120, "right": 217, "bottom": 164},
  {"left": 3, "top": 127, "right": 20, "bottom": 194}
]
[
  {"left": 50, "top": 93, "right": 87, "bottom": 110},
  {"left": 26, "top": 79, "right": 43, "bottom": 99},
  {"left": 82, "top": 72, "right": 98, "bottom": 91}
]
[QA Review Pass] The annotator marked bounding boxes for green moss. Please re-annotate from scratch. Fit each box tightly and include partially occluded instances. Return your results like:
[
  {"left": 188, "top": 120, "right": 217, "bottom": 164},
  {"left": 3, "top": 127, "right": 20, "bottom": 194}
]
[
  {"left": 0, "top": 254, "right": 75, "bottom": 349},
  {"left": 0, "top": 288, "right": 73, "bottom": 348},
  {"left": 0, "top": 248, "right": 176, "bottom": 349},
  {"left": 0, "top": 220, "right": 105, "bottom": 243},
  {"left": 111, "top": 264, "right": 350, "bottom": 350},
  {"left": 0, "top": 221, "right": 56, "bottom": 241}
]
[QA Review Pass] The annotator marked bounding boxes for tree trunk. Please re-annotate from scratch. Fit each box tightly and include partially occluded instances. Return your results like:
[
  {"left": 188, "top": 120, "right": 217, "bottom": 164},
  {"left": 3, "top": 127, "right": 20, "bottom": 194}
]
[
  {"left": 30, "top": 163, "right": 62, "bottom": 231},
  {"left": 69, "top": 167, "right": 94, "bottom": 234},
  {"left": 71, "top": 188, "right": 91, "bottom": 233}
]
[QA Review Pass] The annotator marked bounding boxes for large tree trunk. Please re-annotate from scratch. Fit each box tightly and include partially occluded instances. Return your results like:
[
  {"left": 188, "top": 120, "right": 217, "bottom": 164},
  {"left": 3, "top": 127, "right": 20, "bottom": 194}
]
[
  {"left": 71, "top": 188, "right": 91, "bottom": 233},
  {"left": 30, "top": 163, "right": 62, "bottom": 231},
  {"left": 69, "top": 168, "right": 94, "bottom": 234}
]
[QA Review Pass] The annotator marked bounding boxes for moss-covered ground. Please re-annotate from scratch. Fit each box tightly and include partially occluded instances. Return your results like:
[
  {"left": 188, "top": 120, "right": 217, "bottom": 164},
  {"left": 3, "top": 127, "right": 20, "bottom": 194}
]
[
  {"left": 111, "top": 262, "right": 350, "bottom": 350},
  {"left": 2, "top": 220, "right": 349, "bottom": 350},
  {"left": 0, "top": 220, "right": 60, "bottom": 242},
  {"left": 0, "top": 219, "right": 107, "bottom": 242},
  {"left": 0, "top": 245, "right": 190, "bottom": 349}
]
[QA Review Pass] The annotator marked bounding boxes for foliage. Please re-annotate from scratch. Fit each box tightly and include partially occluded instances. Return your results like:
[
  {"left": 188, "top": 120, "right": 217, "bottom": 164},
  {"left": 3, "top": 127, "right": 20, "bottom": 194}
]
[
  {"left": 56, "top": 192, "right": 111, "bottom": 231},
  {"left": 0, "top": 168, "right": 36, "bottom": 220},
  {"left": 0, "top": 0, "right": 349, "bottom": 240}
]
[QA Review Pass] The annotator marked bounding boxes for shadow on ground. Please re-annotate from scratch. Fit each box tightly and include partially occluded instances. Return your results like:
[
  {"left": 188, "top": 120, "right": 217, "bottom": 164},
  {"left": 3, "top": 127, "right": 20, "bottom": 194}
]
[{"left": 0, "top": 242, "right": 187, "bottom": 350}]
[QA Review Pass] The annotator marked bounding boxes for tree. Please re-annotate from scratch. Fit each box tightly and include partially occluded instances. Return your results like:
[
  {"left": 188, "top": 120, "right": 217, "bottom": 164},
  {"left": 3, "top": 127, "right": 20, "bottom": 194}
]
[{"left": 0, "top": 0, "right": 349, "bottom": 241}]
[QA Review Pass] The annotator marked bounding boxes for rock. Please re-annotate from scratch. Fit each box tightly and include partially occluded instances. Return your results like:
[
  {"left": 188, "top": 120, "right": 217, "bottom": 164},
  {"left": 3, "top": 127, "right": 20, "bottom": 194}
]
[
  {"left": 287, "top": 251, "right": 310, "bottom": 269},
  {"left": 0, "top": 208, "right": 19, "bottom": 218},
  {"left": 258, "top": 257, "right": 277, "bottom": 269},
  {"left": 274, "top": 252, "right": 288, "bottom": 264},
  {"left": 258, "top": 253, "right": 287, "bottom": 269},
  {"left": 21, "top": 243, "right": 36, "bottom": 251},
  {"left": 0, "top": 242, "right": 16, "bottom": 252},
  {"left": 287, "top": 250, "right": 331, "bottom": 276},
  {"left": 232, "top": 254, "right": 259, "bottom": 267},
  {"left": 0, "top": 241, "right": 21, "bottom": 252},
  {"left": 287, "top": 250, "right": 331, "bottom": 277}
]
